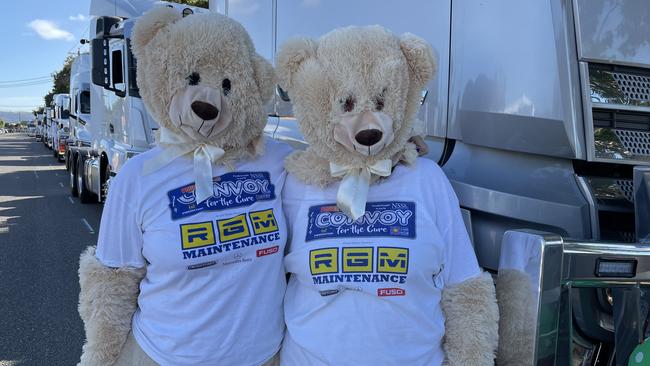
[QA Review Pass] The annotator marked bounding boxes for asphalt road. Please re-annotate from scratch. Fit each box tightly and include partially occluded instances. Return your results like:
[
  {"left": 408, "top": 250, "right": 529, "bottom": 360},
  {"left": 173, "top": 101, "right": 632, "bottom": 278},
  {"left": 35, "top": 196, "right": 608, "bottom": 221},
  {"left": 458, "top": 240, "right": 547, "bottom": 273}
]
[{"left": 0, "top": 134, "right": 103, "bottom": 366}]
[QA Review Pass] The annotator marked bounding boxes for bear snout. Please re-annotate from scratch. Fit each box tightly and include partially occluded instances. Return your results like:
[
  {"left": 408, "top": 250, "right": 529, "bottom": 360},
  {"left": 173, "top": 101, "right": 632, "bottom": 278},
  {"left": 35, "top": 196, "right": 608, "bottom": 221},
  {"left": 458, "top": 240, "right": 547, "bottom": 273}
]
[
  {"left": 191, "top": 101, "right": 220, "bottom": 121},
  {"left": 354, "top": 129, "right": 383, "bottom": 147}
]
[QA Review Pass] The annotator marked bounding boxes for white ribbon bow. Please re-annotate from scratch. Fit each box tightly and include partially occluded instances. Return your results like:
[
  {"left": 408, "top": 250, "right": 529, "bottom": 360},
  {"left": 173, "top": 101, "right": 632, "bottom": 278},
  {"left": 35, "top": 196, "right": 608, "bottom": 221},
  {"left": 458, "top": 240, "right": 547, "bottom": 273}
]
[
  {"left": 330, "top": 159, "right": 392, "bottom": 220},
  {"left": 142, "top": 128, "right": 225, "bottom": 203}
]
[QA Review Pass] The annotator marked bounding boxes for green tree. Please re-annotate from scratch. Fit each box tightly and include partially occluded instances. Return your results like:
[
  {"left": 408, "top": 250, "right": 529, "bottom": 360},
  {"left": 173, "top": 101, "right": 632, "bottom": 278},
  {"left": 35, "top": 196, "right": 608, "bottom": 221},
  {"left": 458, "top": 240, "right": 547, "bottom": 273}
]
[
  {"left": 33, "top": 106, "right": 44, "bottom": 116},
  {"left": 0, "top": 120, "right": 5, "bottom": 129},
  {"left": 43, "top": 56, "right": 74, "bottom": 107},
  {"left": 166, "top": 0, "right": 209, "bottom": 8}
]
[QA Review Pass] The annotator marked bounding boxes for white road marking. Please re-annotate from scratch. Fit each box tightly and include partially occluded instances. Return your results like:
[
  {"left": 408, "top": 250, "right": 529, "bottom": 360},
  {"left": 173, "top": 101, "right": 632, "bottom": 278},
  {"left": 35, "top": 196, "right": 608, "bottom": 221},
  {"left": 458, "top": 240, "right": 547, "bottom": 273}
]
[
  {"left": 59, "top": 182, "right": 64, "bottom": 188},
  {"left": 81, "top": 218, "right": 95, "bottom": 234},
  {"left": 33, "top": 171, "right": 39, "bottom": 179},
  {"left": 68, "top": 197, "right": 75, "bottom": 204}
]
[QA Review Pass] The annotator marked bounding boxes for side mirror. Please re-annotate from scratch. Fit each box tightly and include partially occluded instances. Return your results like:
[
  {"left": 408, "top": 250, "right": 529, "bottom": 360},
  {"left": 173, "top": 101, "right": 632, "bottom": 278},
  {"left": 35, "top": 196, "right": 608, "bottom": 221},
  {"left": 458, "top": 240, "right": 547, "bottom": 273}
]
[{"left": 91, "top": 38, "right": 110, "bottom": 88}]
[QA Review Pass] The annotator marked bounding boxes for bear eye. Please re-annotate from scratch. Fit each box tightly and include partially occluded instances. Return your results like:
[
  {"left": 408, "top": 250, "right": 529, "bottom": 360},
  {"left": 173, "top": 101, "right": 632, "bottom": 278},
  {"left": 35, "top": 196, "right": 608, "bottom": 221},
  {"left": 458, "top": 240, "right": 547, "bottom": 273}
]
[
  {"left": 222, "top": 78, "right": 231, "bottom": 96},
  {"left": 375, "top": 97, "right": 385, "bottom": 111},
  {"left": 186, "top": 72, "right": 200, "bottom": 86},
  {"left": 375, "top": 89, "right": 386, "bottom": 111},
  {"left": 341, "top": 96, "right": 355, "bottom": 113}
]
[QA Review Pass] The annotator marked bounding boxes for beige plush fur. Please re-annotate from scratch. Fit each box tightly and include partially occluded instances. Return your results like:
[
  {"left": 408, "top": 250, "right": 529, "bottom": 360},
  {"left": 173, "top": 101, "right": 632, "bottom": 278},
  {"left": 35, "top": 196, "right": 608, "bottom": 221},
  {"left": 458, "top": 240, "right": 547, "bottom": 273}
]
[
  {"left": 78, "top": 246, "right": 145, "bottom": 366},
  {"left": 132, "top": 7, "right": 275, "bottom": 166},
  {"left": 496, "top": 269, "right": 536, "bottom": 366},
  {"left": 276, "top": 26, "right": 435, "bottom": 180},
  {"left": 441, "top": 272, "right": 499, "bottom": 366}
]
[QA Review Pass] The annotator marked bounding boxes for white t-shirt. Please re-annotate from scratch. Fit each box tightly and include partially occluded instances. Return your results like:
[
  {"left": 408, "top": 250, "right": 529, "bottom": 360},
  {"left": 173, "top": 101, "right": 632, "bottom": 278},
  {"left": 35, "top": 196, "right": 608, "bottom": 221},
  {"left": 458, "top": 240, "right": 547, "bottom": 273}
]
[
  {"left": 281, "top": 158, "right": 481, "bottom": 366},
  {"left": 96, "top": 138, "right": 292, "bottom": 366}
]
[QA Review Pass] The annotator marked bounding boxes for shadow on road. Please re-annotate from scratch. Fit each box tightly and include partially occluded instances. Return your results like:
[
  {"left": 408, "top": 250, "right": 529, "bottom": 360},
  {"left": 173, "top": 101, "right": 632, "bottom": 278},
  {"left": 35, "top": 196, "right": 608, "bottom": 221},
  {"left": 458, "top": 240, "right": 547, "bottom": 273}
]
[{"left": 0, "top": 135, "right": 103, "bottom": 365}]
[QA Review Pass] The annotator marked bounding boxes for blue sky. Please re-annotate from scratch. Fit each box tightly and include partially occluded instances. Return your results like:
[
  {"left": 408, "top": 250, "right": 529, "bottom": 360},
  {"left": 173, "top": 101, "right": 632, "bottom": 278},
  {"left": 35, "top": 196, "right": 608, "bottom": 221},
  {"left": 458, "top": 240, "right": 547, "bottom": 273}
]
[{"left": 0, "top": 0, "right": 91, "bottom": 112}]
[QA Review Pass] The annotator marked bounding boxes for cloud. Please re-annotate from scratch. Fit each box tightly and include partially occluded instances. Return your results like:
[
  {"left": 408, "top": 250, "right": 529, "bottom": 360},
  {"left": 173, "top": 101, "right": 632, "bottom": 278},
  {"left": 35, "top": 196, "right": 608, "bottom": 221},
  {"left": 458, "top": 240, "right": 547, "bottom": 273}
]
[
  {"left": 27, "top": 19, "right": 74, "bottom": 41},
  {"left": 69, "top": 14, "right": 88, "bottom": 22}
]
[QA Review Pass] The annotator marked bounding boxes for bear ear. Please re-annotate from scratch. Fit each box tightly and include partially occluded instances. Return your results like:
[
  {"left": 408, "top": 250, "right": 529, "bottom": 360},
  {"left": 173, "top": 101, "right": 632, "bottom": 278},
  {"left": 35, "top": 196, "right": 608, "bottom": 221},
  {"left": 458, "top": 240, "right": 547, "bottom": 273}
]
[
  {"left": 275, "top": 37, "right": 318, "bottom": 92},
  {"left": 131, "top": 7, "right": 181, "bottom": 60},
  {"left": 399, "top": 33, "right": 437, "bottom": 88},
  {"left": 252, "top": 54, "right": 276, "bottom": 104}
]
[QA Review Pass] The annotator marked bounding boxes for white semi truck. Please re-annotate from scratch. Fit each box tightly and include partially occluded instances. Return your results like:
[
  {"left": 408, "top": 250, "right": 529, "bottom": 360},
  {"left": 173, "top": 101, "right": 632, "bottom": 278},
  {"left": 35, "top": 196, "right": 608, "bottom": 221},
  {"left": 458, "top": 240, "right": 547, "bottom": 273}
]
[
  {"left": 42, "top": 107, "right": 53, "bottom": 147},
  {"left": 35, "top": 113, "right": 44, "bottom": 140},
  {"left": 51, "top": 93, "right": 70, "bottom": 161},
  {"left": 68, "top": 0, "right": 207, "bottom": 203},
  {"left": 65, "top": 53, "right": 92, "bottom": 171},
  {"left": 225, "top": 0, "right": 650, "bottom": 364}
]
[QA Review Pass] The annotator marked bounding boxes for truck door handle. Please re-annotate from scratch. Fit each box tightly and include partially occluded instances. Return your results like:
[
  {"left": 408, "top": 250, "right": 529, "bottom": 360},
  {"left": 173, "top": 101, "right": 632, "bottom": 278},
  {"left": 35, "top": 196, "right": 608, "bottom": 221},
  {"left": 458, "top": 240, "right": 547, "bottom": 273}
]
[{"left": 109, "top": 124, "right": 114, "bottom": 133}]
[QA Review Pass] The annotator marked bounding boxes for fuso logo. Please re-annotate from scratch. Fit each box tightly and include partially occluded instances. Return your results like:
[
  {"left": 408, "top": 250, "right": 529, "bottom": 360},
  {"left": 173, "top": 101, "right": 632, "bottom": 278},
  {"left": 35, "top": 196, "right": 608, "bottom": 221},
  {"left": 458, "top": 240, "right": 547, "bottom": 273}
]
[
  {"left": 377, "top": 288, "right": 406, "bottom": 297},
  {"left": 257, "top": 246, "right": 280, "bottom": 257}
]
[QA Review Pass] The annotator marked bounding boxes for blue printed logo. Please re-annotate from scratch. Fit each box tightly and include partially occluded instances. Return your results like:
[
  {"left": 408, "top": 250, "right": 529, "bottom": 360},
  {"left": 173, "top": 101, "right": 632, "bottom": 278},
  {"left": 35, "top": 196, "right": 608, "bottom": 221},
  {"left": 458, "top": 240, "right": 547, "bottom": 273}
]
[
  {"left": 168, "top": 171, "right": 275, "bottom": 220},
  {"left": 305, "top": 201, "right": 416, "bottom": 242}
]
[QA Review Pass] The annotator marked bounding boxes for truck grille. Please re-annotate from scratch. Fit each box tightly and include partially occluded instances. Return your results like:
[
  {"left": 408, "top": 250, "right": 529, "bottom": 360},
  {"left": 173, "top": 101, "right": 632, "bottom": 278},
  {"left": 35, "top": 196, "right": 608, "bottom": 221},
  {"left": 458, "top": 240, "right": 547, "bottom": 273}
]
[
  {"left": 613, "top": 130, "right": 650, "bottom": 157},
  {"left": 590, "top": 64, "right": 650, "bottom": 107},
  {"left": 616, "top": 179, "right": 635, "bottom": 203},
  {"left": 591, "top": 108, "right": 650, "bottom": 162},
  {"left": 611, "top": 72, "right": 650, "bottom": 103}
]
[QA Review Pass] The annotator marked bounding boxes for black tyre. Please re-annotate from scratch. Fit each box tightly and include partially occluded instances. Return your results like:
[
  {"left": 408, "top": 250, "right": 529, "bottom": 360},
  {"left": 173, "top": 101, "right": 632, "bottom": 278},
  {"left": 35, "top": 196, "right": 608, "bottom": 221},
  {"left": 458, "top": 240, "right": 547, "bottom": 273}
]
[
  {"left": 65, "top": 152, "right": 71, "bottom": 171},
  {"left": 101, "top": 163, "right": 111, "bottom": 203},
  {"left": 76, "top": 156, "right": 96, "bottom": 204},
  {"left": 70, "top": 154, "right": 78, "bottom": 197}
]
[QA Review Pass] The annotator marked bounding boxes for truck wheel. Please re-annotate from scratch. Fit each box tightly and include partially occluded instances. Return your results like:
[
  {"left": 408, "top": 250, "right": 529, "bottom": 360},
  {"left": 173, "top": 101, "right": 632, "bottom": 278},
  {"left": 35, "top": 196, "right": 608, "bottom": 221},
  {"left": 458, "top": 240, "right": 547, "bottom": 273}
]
[
  {"left": 76, "top": 156, "right": 96, "bottom": 204},
  {"left": 70, "top": 156, "right": 78, "bottom": 197}
]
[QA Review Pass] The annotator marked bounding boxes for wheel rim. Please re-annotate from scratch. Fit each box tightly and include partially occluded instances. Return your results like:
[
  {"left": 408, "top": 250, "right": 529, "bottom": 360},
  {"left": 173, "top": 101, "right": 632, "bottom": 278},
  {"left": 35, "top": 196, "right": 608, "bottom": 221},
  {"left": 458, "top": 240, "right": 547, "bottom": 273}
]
[{"left": 70, "top": 167, "right": 75, "bottom": 188}]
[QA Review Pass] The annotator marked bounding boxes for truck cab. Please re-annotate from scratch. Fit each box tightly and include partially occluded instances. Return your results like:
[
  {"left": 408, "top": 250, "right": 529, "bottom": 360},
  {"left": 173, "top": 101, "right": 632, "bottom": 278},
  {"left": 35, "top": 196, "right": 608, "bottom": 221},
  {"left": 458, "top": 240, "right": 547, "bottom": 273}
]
[
  {"left": 226, "top": 0, "right": 650, "bottom": 364},
  {"left": 68, "top": 54, "right": 92, "bottom": 147},
  {"left": 51, "top": 93, "right": 70, "bottom": 161},
  {"left": 67, "top": 54, "right": 93, "bottom": 169},
  {"left": 43, "top": 107, "right": 53, "bottom": 147},
  {"left": 35, "top": 113, "right": 44, "bottom": 139}
]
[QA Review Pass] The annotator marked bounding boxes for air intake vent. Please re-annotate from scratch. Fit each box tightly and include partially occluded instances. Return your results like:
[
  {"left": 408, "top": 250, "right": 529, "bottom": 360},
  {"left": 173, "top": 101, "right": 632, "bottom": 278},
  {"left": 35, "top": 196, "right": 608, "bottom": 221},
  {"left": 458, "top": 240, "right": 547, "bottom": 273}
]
[
  {"left": 592, "top": 109, "right": 650, "bottom": 132},
  {"left": 589, "top": 64, "right": 650, "bottom": 107},
  {"left": 616, "top": 179, "right": 635, "bottom": 203},
  {"left": 611, "top": 73, "right": 650, "bottom": 103},
  {"left": 613, "top": 130, "right": 650, "bottom": 157},
  {"left": 591, "top": 109, "right": 650, "bottom": 162}
]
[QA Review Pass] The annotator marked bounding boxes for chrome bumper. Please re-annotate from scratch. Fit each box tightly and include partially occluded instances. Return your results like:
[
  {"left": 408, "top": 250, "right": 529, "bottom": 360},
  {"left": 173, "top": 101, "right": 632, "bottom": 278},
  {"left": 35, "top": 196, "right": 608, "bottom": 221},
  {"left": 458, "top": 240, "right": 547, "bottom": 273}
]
[{"left": 498, "top": 230, "right": 650, "bottom": 365}]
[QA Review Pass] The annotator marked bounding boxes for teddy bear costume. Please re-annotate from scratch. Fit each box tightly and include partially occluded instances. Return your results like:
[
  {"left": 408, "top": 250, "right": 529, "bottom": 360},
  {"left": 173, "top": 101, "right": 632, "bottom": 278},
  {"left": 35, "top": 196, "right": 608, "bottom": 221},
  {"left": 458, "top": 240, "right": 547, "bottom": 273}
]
[
  {"left": 77, "top": 8, "right": 289, "bottom": 366},
  {"left": 275, "top": 26, "right": 499, "bottom": 365}
]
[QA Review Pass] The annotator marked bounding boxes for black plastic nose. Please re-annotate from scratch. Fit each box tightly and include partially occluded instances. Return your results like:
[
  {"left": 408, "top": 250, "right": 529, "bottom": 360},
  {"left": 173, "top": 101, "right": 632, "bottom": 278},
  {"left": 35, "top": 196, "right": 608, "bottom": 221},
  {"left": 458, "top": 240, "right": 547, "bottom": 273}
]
[
  {"left": 191, "top": 101, "right": 219, "bottom": 120},
  {"left": 355, "top": 129, "right": 383, "bottom": 146}
]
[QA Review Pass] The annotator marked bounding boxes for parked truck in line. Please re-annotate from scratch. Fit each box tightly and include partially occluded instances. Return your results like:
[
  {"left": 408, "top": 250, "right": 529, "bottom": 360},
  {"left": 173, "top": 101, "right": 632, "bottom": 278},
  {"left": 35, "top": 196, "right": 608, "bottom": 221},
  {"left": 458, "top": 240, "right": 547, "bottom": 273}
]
[
  {"left": 65, "top": 53, "right": 93, "bottom": 171},
  {"left": 224, "top": 0, "right": 650, "bottom": 364},
  {"left": 35, "top": 113, "right": 44, "bottom": 140},
  {"left": 51, "top": 93, "right": 71, "bottom": 161},
  {"left": 68, "top": 0, "right": 207, "bottom": 203},
  {"left": 43, "top": 107, "right": 53, "bottom": 148},
  {"left": 68, "top": 54, "right": 92, "bottom": 146}
]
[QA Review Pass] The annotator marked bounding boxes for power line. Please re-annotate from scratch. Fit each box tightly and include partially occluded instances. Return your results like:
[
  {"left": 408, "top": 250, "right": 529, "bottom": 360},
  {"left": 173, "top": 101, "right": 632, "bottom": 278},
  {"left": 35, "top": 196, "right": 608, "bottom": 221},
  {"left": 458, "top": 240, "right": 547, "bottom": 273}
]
[
  {"left": 0, "top": 76, "right": 52, "bottom": 84},
  {"left": 0, "top": 106, "right": 40, "bottom": 108},
  {"left": 0, "top": 80, "right": 53, "bottom": 88}
]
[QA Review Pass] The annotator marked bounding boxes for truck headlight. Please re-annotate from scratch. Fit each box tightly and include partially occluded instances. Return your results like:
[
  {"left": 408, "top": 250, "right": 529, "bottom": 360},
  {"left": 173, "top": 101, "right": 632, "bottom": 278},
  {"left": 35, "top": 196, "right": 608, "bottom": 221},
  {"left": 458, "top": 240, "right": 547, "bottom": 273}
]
[{"left": 596, "top": 259, "right": 637, "bottom": 278}]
